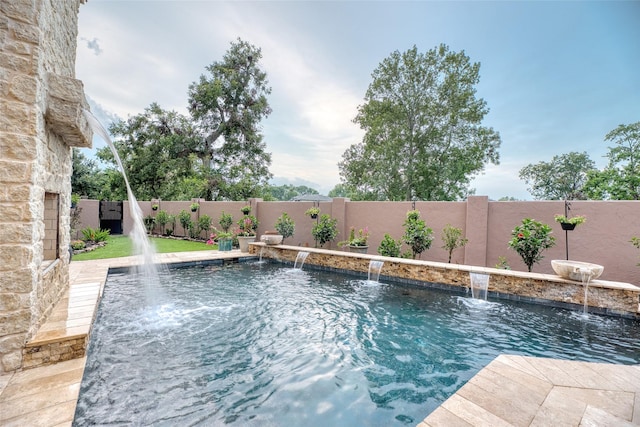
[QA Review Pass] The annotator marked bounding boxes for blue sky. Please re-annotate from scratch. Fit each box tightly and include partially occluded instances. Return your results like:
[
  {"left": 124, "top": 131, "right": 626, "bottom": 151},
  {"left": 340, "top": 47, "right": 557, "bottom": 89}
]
[{"left": 76, "top": 1, "right": 640, "bottom": 200}]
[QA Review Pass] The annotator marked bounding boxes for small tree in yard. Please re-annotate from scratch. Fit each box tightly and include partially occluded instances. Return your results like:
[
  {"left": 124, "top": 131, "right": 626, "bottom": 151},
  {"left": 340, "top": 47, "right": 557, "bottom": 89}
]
[
  {"left": 218, "top": 211, "right": 234, "bottom": 233},
  {"left": 178, "top": 210, "right": 192, "bottom": 237},
  {"left": 198, "top": 214, "right": 212, "bottom": 239},
  {"left": 403, "top": 210, "right": 433, "bottom": 259},
  {"left": 508, "top": 218, "right": 556, "bottom": 272},
  {"left": 275, "top": 212, "right": 295, "bottom": 242},
  {"left": 311, "top": 214, "right": 338, "bottom": 248},
  {"left": 441, "top": 224, "right": 468, "bottom": 263},
  {"left": 155, "top": 210, "right": 170, "bottom": 235}
]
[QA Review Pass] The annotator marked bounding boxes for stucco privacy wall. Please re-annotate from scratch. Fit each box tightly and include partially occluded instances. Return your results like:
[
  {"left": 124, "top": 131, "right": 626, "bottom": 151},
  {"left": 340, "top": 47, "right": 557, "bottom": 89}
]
[
  {"left": 0, "top": 0, "right": 90, "bottom": 373},
  {"left": 76, "top": 197, "right": 640, "bottom": 285}
]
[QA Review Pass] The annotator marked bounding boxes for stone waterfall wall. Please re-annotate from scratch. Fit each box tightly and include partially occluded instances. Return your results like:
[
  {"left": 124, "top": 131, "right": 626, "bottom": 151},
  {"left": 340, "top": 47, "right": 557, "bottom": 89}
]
[{"left": 0, "top": 0, "right": 90, "bottom": 373}]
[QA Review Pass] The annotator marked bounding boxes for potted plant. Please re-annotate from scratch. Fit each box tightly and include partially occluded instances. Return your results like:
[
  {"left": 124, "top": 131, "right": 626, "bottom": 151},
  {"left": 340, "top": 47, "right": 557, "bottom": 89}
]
[
  {"left": 339, "top": 226, "right": 370, "bottom": 253},
  {"left": 207, "top": 229, "right": 233, "bottom": 251},
  {"left": 508, "top": 218, "right": 556, "bottom": 272},
  {"left": 274, "top": 212, "right": 295, "bottom": 243},
  {"left": 554, "top": 214, "right": 586, "bottom": 231},
  {"left": 241, "top": 205, "right": 252, "bottom": 215},
  {"left": 151, "top": 203, "right": 159, "bottom": 211},
  {"left": 236, "top": 216, "right": 258, "bottom": 252},
  {"left": 305, "top": 207, "right": 320, "bottom": 219},
  {"left": 190, "top": 202, "right": 199, "bottom": 212},
  {"left": 311, "top": 214, "right": 338, "bottom": 248}
]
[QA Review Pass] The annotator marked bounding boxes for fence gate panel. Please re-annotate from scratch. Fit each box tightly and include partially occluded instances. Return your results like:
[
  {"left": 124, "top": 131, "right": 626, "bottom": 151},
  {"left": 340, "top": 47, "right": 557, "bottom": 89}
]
[{"left": 99, "top": 201, "right": 123, "bottom": 234}]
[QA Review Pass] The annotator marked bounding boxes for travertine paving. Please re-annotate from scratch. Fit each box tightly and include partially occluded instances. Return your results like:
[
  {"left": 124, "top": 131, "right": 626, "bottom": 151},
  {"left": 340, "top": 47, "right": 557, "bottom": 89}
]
[
  {"left": 419, "top": 355, "right": 640, "bottom": 426},
  {"left": 1, "top": 250, "right": 638, "bottom": 426}
]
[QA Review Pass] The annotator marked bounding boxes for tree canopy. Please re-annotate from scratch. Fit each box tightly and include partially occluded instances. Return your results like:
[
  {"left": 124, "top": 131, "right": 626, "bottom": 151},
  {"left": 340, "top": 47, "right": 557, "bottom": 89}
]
[
  {"left": 188, "top": 38, "right": 273, "bottom": 201},
  {"left": 71, "top": 148, "right": 106, "bottom": 199},
  {"left": 97, "top": 103, "right": 200, "bottom": 201},
  {"left": 584, "top": 122, "right": 640, "bottom": 200},
  {"left": 519, "top": 151, "right": 596, "bottom": 200},
  {"left": 89, "top": 39, "right": 273, "bottom": 202},
  {"left": 338, "top": 44, "right": 501, "bottom": 201}
]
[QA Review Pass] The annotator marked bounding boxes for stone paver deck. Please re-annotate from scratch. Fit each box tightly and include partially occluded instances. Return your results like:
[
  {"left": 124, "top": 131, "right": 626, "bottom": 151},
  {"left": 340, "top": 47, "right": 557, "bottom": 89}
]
[{"left": 1, "top": 249, "right": 638, "bottom": 426}]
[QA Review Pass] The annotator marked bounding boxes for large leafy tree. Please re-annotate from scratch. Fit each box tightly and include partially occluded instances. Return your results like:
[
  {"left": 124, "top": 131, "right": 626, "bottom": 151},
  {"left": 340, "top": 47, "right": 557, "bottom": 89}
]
[
  {"left": 188, "top": 38, "right": 273, "bottom": 200},
  {"left": 339, "top": 44, "right": 501, "bottom": 201},
  {"left": 584, "top": 122, "right": 640, "bottom": 200},
  {"left": 519, "top": 152, "right": 596, "bottom": 200},
  {"left": 97, "top": 103, "right": 199, "bottom": 200},
  {"left": 71, "top": 148, "right": 106, "bottom": 199}
]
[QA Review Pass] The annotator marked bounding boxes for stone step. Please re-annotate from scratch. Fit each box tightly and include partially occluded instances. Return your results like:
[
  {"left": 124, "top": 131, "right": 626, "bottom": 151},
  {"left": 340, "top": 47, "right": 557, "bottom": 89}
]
[{"left": 22, "top": 282, "right": 101, "bottom": 370}]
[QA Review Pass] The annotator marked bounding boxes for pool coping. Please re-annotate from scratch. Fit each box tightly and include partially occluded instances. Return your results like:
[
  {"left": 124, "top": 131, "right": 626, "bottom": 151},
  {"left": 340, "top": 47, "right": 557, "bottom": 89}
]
[{"left": 1, "top": 249, "right": 638, "bottom": 426}]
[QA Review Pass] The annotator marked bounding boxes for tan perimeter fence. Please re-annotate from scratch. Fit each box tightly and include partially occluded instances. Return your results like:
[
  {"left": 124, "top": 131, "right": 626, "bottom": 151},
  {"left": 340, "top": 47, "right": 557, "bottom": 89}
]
[{"left": 74, "top": 196, "right": 640, "bottom": 285}]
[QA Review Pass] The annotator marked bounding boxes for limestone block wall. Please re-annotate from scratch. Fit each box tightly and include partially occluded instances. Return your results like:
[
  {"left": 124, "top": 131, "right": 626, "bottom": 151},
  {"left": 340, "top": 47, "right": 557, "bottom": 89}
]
[{"left": 0, "top": 0, "right": 89, "bottom": 373}]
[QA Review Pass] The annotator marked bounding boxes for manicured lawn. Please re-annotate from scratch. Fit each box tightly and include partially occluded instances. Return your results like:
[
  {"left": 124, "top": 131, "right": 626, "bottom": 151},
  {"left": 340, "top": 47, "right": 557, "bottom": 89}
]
[{"left": 72, "top": 235, "right": 214, "bottom": 261}]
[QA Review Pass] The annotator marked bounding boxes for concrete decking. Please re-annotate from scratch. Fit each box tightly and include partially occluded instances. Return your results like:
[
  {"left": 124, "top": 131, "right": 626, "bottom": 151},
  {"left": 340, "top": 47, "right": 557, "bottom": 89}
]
[
  {"left": 0, "top": 249, "right": 638, "bottom": 426},
  {"left": 0, "top": 250, "right": 252, "bottom": 427}
]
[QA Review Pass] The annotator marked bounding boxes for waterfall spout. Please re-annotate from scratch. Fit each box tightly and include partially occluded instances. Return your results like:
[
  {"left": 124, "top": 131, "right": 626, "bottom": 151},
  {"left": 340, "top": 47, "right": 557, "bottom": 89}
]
[
  {"left": 294, "top": 251, "right": 310, "bottom": 269},
  {"left": 83, "top": 109, "right": 159, "bottom": 293},
  {"left": 368, "top": 260, "right": 384, "bottom": 282},
  {"left": 469, "top": 272, "right": 489, "bottom": 300}
]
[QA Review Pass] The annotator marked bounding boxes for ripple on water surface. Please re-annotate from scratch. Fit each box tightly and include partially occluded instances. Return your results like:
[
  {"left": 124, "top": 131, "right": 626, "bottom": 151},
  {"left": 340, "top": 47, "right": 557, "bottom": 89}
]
[{"left": 73, "top": 263, "right": 640, "bottom": 426}]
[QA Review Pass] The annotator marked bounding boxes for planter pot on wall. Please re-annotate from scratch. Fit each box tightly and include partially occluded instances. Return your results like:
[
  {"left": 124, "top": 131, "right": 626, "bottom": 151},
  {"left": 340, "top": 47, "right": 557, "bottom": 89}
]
[
  {"left": 238, "top": 236, "right": 256, "bottom": 252},
  {"left": 218, "top": 239, "right": 233, "bottom": 251},
  {"left": 349, "top": 245, "right": 369, "bottom": 254}
]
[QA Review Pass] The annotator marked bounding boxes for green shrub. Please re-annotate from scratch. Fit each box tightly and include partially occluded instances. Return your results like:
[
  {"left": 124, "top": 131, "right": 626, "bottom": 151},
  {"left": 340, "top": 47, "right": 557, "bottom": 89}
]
[
  {"left": 311, "top": 214, "right": 338, "bottom": 248},
  {"left": 508, "top": 218, "right": 555, "bottom": 272},
  {"left": 495, "top": 256, "right": 511, "bottom": 270},
  {"left": 218, "top": 211, "right": 233, "bottom": 232},
  {"left": 403, "top": 210, "right": 433, "bottom": 259},
  {"left": 377, "top": 233, "right": 402, "bottom": 257},
  {"left": 275, "top": 212, "right": 295, "bottom": 242},
  {"left": 70, "top": 240, "right": 85, "bottom": 250},
  {"left": 441, "top": 224, "right": 468, "bottom": 263},
  {"left": 198, "top": 214, "right": 212, "bottom": 237},
  {"left": 81, "top": 227, "right": 110, "bottom": 242},
  {"left": 94, "top": 228, "right": 110, "bottom": 242},
  {"left": 143, "top": 215, "right": 156, "bottom": 234},
  {"left": 178, "top": 210, "right": 192, "bottom": 236},
  {"left": 155, "top": 210, "right": 170, "bottom": 234}
]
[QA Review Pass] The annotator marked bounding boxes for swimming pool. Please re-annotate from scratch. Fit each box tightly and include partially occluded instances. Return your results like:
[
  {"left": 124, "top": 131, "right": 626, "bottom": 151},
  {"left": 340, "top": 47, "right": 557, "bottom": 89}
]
[{"left": 73, "top": 262, "right": 640, "bottom": 426}]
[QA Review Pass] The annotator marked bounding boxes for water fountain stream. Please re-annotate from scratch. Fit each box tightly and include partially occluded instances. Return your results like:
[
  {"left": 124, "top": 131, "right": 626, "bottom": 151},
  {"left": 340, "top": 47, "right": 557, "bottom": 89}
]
[
  {"left": 294, "top": 251, "right": 310, "bottom": 269},
  {"left": 469, "top": 272, "right": 490, "bottom": 300},
  {"left": 368, "top": 260, "right": 384, "bottom": 282},
  {"left": 83, "top": 110, "right": 159, "bottom": 290},
  {"left": 579, "top": 268, "right": 595, "bottom": 314}
]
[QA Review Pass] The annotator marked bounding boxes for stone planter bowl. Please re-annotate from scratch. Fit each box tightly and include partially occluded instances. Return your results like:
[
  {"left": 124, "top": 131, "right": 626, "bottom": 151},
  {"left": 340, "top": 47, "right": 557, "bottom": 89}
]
[
  {"left": 260, "top": 234, "right": 283, "bottom": 245},
  {"left": 551, "top": 260, "right": 604, "bottom": 281}
]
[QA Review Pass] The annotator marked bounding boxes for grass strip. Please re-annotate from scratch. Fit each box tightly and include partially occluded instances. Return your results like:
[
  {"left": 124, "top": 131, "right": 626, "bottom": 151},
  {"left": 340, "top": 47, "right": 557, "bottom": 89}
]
[{"left": 72, "top": 235, "right": 214, "bottom": 261}]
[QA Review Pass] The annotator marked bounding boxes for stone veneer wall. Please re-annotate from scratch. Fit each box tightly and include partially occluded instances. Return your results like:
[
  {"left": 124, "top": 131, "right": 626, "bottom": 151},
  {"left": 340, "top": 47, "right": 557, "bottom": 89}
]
[
  {"left": 253, "top": 245, "right": 640, "bottom": 318},
  {"left": 0, "top": 0, "right": 90, "bottom": 373}
]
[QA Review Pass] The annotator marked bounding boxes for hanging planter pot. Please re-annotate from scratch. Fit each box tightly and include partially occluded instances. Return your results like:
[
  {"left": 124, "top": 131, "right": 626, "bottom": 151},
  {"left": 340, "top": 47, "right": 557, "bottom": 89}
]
[{"left": 560, "top": 222, "right": 576, "bottom": 231}]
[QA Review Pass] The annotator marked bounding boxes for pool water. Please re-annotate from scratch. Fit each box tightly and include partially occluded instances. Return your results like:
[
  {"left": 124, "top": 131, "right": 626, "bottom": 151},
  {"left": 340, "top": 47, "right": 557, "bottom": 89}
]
[{"left": 73, "top": 262, "right": 640, "bottom": 426}]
